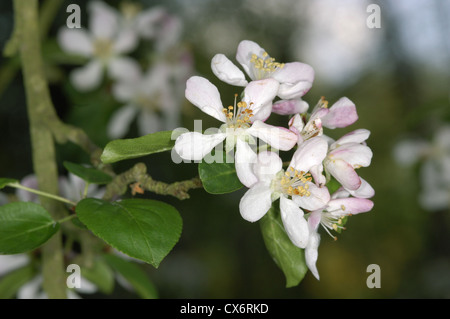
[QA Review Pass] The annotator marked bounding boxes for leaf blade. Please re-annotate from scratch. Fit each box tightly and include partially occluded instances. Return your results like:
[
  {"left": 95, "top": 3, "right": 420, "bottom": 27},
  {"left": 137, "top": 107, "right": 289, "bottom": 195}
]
[{"left": 101, "top": 131, "right": 175, "bottom": 164}]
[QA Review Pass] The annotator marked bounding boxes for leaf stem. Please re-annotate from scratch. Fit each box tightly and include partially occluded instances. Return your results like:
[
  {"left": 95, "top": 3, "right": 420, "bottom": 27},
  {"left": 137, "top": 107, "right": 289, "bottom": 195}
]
[{"left": 8, "top": 182, "right": 77, "bottom": 207}]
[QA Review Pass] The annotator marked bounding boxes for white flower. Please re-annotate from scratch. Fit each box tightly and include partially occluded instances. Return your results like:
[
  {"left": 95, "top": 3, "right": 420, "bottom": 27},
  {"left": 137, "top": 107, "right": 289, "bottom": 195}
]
[
  {"left": 107, "top": 61, "right": 181, "bottom": 138},
  {"left": 211, "top": 40, "right": 315, "bottom": 100},
  {"left": 305, "top": 189, "right": 374, "bottom": 280},
  {"left": 174, "top": 76, "right": 298, "bottom": 181},
  {"left": 57, "top": 1, "right": 139, "bottom": 91},
  {"left": 239, "top": 137, "right": 331, "bottom": 248},
  {"left": 394, "top": 126, "right": 450, "bottom": 211}
]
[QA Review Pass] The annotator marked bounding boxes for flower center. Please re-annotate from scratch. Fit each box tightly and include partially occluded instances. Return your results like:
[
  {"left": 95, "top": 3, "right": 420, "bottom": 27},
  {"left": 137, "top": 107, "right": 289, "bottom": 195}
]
[
  {"left": 250, "top": 51, "right": 285, "bottom": 79},
  {"left": 120, "top": 2, "right": 142, "bottom": 21},
  {"left": 93, "top": 39, "right": 113, "bottom": 61},
  {"left": 278, "top": 167, "right": 312, "bottom": 197},
  {"left": 319, "top": 205, "right": 348, "bottom": 241},
  {"left": 222, "top": 94, "right": 254, "bottom": 129}
]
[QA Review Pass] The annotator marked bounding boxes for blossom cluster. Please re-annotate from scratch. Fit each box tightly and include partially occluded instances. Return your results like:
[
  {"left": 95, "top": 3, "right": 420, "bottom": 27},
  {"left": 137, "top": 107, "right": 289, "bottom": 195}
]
[
  {"left": 174, "top": 40, "right": 375, "bottom": 279},
  {"left": 58, "top": 1, "right": 193, "bottom": 138}
]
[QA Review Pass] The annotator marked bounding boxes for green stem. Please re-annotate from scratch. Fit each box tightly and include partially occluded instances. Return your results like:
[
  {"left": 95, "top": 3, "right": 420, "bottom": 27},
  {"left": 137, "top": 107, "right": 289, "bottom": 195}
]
[
  {"left": 57, "top": 214, "right": 77, "bottom": 224},
  {"left": 8, "top": 182, "right": 76, "bottom": 207},
  {"left": 15, "top": 0, "right": 67, "bottom": 298}
]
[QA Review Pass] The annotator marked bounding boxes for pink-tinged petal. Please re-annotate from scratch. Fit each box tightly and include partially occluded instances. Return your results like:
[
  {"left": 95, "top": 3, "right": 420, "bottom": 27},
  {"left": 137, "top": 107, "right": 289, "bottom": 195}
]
[
  {"left": 239, "top": 182, "right": 272, "bottom": 222},
  {"left": 242, "top": 78, "right": 279, "bottom": 117},
  {"left": 88, "top": 1, "right": 119, "bottom": 40},
  {"left": 211, "top": 54, "right": 248, "bottom": 87},
  {"left": 107, "top": 57, "right": 142, "bottom": 83},
  {"left": 288, "top": 113, "right": 304, "bottom": 142},
  {"left": 236, "top": 40, "right": 265, "bottom": 80},
  {"left": 16, "top": 175, "right": 39, "bottom": 203},
  {"left": 321, "top": 97, "right": 358, "bottom": 129},
  {"left": 235, "top": 139, "right": 258, "bottom": 188},
  {"left": 329, "top": 144, "right": 373, "bottom": 168},
  {"left": 57, "top": 28, "right": 93, "bottom": 57},
  {"left": 174, "top": 132, "right": 227, "bottom": 161},
  {"left": 327, "top": 198, "right": 374, "bottom": 216},
  {"left": 70, "top": 60, "right": 104, "bottom": 91},
  {"left": 185, "top": 76, "right": 226, "bottom": 122},
  {"left": 325, "top": 158, "right": 361, "bottom": 190},
  {"left": 280, "top": 196, "right": 309, "bottom": 248},
  {"left": 289, "top": 136, "right": 328, "bottom": 173},
  {"left": 252, "top": 151, "right": 283, "bottom": 183},
  {"left": 305, "top": 230, "right": 321, "bottom": 280},
  {"left": 331, "top": 188, "right": 351, "bottom": 199},
  {"left": 247, "top": 120, "right": 298, "bottom": 151},
  {"left": 308, "top": 210, "right": 322, "bottom": 231},
  {"left": 345, "top": 177, "right": 375, "bottom": 199},
  {"left": 272, "top": 99, "right": 309, "bottom": 115},
  {"left": 292, "top": 183, "right": 330, "bottom": 211},
  {"left": 309, "top": 164, "right": 326, "bottom": 187},
  {"left": 107, "top": 104, "right": 138, "bottom": 139},
  {"left": 113, "top": 29, "right": 139, "bottom": 54},
  {"left": 272, "top": 62, "right": 315, "bottom": 99},
  {"left": 333, "top": 129, "right": 371, "bottom": 147}
]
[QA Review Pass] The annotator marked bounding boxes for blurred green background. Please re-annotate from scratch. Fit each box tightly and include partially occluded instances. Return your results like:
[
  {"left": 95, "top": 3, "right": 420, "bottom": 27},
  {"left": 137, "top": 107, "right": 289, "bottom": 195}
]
[{"left": 0, "top": 0, "right": 449, "bottom": 298}]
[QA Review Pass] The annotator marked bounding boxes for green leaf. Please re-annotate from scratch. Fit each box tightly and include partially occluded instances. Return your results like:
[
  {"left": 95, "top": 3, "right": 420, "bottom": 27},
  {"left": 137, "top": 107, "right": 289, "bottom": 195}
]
[
  {"left": 76, "top": 198, "right": 182, "bottom": 268},
  {"left": 103, "top": 254, "right": 158, "bottom": 299},
  {"left": 0, "top": 202, "right": 60, "bottom": 254},
  {"left": 198, "top": 151, "right": 243, "bottom": 194},
  {"left": 0, "top": 178, "right": 18, "bottom": 190},
  {"left": 79, "top": 258, "right": 115, "bottom": 295},
  {"left": 101, "top": 131, "right": 175, "bottom": 164},
  {"left": 63, "top": 161, "right": 112, "bottom": 184},
  {"left": 0, "top": 265, "right": 35, "bottom": 299},
  {"left": 259, "top": 203, "right": 308, "bottom": 288}
]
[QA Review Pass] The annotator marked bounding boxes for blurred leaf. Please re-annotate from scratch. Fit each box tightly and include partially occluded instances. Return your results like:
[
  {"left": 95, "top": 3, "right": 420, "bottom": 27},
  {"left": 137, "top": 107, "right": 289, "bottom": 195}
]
[
  {"left": 0, "top": 202, "right": 60, "bottom": 254},
  {"left": 103, "top": 254, "right": 158, "bottom": 299},
  {"left": 198, "top": 151, "right": 243, "bottom": 194},
  {"left": 76, "top": 198, "right": 182, "bottom": 268},
  {"left": 260, "top": 203, "right": 308, "bottom": 288},
  {"left": 0, "top": 178, "right": 18, "bottom": 189},
  {"left": 101, "top": 131, "right": 175, "bottom": 164},
  {"left": 63, "top": 161, "right": 112, "bottom": 184},
  {"left": 80, "top": 258, "right": 115, "bottom": 295},
  {"left": 0, "top": 265, "right": 35, "bottom": 299}
]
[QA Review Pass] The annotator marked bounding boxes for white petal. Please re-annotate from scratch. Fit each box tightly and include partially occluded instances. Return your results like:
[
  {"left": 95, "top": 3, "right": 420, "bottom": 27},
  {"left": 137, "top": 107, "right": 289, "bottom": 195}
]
[
  {"left": 211, "top": 54, "right": 248, "bottom": 87},
  {"left": 280, "top": 196, "right": 309, "bottom": 248},
  {"left": 247, "top": 120, "right": 298, "bottom": 151},
  {"left": 185, "top": 76, "right": 226, "bottom": 122},
  {"left": 57, "top": 28, "right": 93, "bottom": 57},
  {"left": 135, "top": 7, "right": 166, "bottom": 39},
  {"left": 113, "top": 29, "right": 139, "bottom": 54},
  {"left": 272, "top": 62, "right": 315, "bottom": 99},
  {"left": 292, "top": 183, "right": 330, "bottom": 211},
  {"left": 333, "top": 129, "right": 371, "bottom": 147},
  {"left": 325, "top": 158, "right": 361, "bottom": 190},
  {"left": 0, "top": 254, "right": 29, "bottom": 277},
  {"left": 329, "top": 144, "right": 373, "bottom": 168},
  {"left": 239, "top": 182, "right": 272, "bottom": 222},
  {"left": 242, "top": 79, "right": 279, "bottom": 118},
  {"left": 108, "top": 57, "right": 142, "bottom": 83},
  {"left": 70, "top": 60, "right": 104, "bottom": 91},
  {"left": 235, "top": 138, "right": 258, "bottom": 188},
  {"left": 305, "top": 230, "right": 321, "bottom": 280},
  {"left": 252, "top": 151, "right": 283, "bottom": 183},
  {"left": 345, "top": 177, "right": 375, "bottom": 199},
  {"left": 236, "top": 40, "right": 265, "bottom": 80},
  {"left": 137, "top": 110, "right": 161, "bottom": 136},
  {"left": 392, "top": 139, "right": 429, "bottom": 166},
  {"left": 88, "top": 1, "right": 119, "bottom": 40},
  {"left": 289, "top": 136, "right": 328, "bottom": 173},
  {"left": 174, "top": 132, "right": 227, "bottom": 161},
  {"left": 107, "top": 104, "right": 138, "bottom": 139}
]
